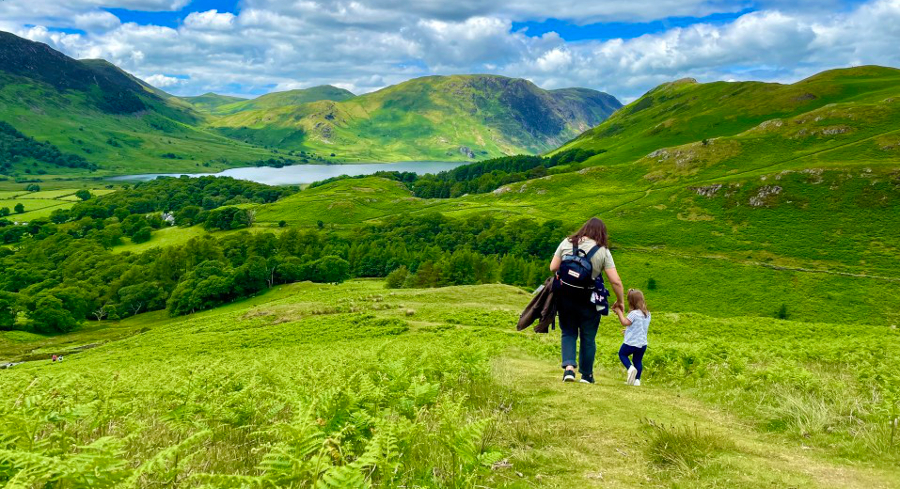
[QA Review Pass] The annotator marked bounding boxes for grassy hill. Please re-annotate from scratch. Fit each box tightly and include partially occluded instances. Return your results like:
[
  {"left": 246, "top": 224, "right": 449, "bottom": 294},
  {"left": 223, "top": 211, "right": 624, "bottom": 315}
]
[
  {"left": 0, "top": 32, "right": 291, "bottom": 177},
  {"left": 178, "top": 92, "right": 248, "bottom": 113},
  {"left": 195, "top": 85, "right": 356, "bottom": 116},
  {"left": 1, "top": 280, "right": 898, "bottom": 487},
  {"left": 208, "top": 75, "right": 622, "bottom": 160}
]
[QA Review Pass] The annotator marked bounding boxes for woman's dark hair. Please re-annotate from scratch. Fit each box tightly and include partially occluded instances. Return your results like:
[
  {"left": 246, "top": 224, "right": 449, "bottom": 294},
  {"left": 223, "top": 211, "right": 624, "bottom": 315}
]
[{"left": 569, "top": 217, "right": 608, "bottom": 248}]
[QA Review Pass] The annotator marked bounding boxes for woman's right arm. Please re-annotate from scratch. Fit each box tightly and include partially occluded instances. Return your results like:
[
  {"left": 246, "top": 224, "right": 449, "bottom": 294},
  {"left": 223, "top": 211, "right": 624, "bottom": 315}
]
[
  {"left": 549, "top": 255, "right": 561, "bottom": 272},
  {"left": 605, "top": 267, "right": 625, "bottom": 311}
]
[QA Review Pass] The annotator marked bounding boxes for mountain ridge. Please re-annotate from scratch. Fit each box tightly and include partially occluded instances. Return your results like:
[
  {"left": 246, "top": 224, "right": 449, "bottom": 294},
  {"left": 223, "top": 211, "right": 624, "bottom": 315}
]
[{"left": 208, "top": 74, "right": 622, "bottom": 160}]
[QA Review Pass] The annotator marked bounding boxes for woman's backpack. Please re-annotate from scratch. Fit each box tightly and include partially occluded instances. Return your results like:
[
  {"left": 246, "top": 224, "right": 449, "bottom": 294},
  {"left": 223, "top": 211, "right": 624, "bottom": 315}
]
[{"left": 557, "top": 243, "right": 600, "bottom": 289}]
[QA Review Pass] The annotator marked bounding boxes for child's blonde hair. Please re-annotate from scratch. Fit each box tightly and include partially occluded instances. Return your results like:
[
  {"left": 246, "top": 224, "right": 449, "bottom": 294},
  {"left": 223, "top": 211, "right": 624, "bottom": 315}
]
[{"left": 628, "top": 289, "right": 649, "bottom": 317}]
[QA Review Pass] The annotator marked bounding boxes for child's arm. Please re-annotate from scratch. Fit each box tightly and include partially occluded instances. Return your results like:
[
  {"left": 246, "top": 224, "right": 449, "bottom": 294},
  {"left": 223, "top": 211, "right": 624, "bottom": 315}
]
[{"left": 613, "top": 305, "right": 632, "bottom": 327}]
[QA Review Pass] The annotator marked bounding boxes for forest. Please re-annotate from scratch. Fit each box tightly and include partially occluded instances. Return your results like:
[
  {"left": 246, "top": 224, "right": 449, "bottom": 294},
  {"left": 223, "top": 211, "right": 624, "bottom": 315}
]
[{"left": 0, "top": 177, "right": 564, "bottom": 333}]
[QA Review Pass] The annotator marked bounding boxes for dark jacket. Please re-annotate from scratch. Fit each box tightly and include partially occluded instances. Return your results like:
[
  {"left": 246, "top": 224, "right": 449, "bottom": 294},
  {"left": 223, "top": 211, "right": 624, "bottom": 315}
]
[{"left": 517, "top": 276, "right": 556, "bottom": 333}]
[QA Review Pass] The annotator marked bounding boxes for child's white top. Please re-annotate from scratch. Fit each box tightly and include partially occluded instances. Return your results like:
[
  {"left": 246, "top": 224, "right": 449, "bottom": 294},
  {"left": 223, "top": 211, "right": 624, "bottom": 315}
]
[{"left": 623, "top": 310, "right": 650, "bottom": 347}]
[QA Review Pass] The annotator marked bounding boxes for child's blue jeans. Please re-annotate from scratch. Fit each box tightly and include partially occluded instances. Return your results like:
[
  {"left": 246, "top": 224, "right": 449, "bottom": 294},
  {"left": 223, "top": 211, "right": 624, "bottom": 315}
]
[{"left": 618, "top": 344, "right": 647, "bottom": 379}]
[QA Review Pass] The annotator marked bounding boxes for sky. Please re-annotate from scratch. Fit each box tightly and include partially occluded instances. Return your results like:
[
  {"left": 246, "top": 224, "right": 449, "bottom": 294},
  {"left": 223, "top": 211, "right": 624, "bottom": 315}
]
[{"left": 2, "top": 0, "right": 900, "bottom": 102}]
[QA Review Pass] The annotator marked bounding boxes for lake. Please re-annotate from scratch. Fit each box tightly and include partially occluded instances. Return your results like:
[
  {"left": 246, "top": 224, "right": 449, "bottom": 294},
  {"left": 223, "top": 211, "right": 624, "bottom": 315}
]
[{"left": 108, "top": 161, "right": 468, "bottom": 185}]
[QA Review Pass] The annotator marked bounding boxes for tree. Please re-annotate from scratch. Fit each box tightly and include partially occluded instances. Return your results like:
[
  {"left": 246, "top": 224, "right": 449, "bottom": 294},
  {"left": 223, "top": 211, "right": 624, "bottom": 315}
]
[
  {"left": 304, "top": 255, "right": 350, "bottom": 283},
  {"left": 0, "top": 291, "right": 19, "bottom": 330},
  {"left": 278, "top": 220, "right": 287, "bottom": 228},
  {"left": 131, "top": 226, "right": 152, "bottom": 243},
  {"left": 29, "top": 294, "right": 78, "bottom": 334},
  {"left": 13, "top": 203, "right": 24, "bottom": 214},
  {"left": 25, "top": 184, "right": 40, "bottom": 192},
  {"left": 118, "top": 282, "right": 165, "bottom": 316},
  {"left": 0, "top": 207, "right": 9, "bottom": 217},
  {"left": 75, "top": 189, "right": 92, "bottom": 201},
  {"left": 385, "top": 266, "right": 408, "bottom": 289}
]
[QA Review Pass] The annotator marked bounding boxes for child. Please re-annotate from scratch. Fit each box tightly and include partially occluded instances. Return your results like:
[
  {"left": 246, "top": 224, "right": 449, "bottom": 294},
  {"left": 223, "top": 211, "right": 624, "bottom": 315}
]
[{"left": 613, "top": 289, "right": 651, "bottom": 386}]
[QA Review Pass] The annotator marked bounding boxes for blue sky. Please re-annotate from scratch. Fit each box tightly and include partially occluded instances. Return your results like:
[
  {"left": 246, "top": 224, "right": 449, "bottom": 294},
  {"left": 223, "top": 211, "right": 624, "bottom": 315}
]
[{"left": 2, "top": 0, "right": 899, "bottom": 101}]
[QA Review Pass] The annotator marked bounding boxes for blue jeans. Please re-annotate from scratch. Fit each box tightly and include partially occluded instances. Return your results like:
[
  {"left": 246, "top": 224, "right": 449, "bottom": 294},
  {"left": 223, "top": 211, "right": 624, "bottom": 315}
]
[
  {"left": 558, "top": 288, "right": 601, "bottom": 376},
  {"left": 618, "top": 344, "right": 647, "bottom": 380}
]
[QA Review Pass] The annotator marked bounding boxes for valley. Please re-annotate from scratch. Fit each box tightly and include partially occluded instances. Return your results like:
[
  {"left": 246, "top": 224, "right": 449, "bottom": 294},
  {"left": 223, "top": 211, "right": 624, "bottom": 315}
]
[{"left": 1, "top": 25, "right": 899, "bottom": 489}]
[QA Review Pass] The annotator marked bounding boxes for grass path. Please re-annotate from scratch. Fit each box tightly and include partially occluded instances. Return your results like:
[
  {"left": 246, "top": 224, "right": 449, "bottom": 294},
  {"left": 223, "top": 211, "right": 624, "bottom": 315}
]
[{"left": 494, "top": 355, "right": 899, "bottom": 488}]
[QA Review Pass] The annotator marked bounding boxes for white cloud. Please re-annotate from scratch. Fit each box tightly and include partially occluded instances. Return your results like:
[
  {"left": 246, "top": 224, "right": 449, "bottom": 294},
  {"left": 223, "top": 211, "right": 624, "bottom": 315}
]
[
  {"left": 3, "top": 0, "right": 900, "bottom": 101},
  {"left": 184, "top": 10, "right": 236, "bottom": 30},
  {"left": 144, "top": 74, "right": 185, "bottom": 88}
]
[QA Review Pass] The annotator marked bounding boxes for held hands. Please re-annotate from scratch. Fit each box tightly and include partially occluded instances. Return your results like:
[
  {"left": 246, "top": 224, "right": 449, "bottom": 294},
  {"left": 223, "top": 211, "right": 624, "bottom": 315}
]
[{"left": 613, "top": 302, "right": 625, "bottom": 314}]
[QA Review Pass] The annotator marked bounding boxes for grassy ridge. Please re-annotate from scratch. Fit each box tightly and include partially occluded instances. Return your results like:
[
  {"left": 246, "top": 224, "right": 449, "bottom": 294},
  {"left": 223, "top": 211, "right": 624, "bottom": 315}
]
[{"left": 193, "top": 85, "right": 356, "bottom": 116}]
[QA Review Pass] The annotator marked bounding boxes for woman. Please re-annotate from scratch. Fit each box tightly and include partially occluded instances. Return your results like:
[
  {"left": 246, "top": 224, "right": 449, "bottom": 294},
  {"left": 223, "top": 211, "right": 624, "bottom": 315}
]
[{"left": 549, "top": 217, "right": 624, "bottom": 384}]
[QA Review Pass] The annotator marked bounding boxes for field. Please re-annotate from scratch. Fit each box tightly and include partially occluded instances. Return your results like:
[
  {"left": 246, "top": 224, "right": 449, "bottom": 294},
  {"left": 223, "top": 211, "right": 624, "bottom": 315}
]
[
  {"left": 0, "top": 186, "right": 117, "bottom": 221},
  {"left": 1, "top": 280, "right": 897, "bottom": 488}
]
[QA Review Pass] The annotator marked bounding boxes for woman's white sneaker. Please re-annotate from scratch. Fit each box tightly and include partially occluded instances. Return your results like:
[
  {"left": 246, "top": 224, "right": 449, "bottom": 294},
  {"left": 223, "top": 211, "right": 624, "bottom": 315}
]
[
  {"left": 633, "top": 379, "right": 641, "bottom": 386},
  {"left": 626, "top": 366, "right": 637, "bottom": 386}
]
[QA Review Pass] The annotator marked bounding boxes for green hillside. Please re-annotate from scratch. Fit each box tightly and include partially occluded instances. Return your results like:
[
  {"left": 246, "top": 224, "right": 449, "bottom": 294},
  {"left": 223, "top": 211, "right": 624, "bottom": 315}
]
[
  {"left": 0, "top": 32, "right": 288, "bottom": 176},
  {"left": 2, "top": 281, "right": 898, "bottom": 487},
  {"left": 178, "top": 92, "right": 248, "bottom": 113},
  {"left": 201, "top": 85, "right": 356, "bottom": 115},
  {"left": 554, "top": 65, "right": 900, "bottom": 169},
  {"left": 208, "top": 75, "right": 622, "bottom": 160}
]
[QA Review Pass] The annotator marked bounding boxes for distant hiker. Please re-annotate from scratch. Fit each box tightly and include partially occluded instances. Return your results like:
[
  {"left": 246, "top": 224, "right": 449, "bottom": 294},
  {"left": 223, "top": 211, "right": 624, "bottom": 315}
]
[
  {"left": 550, "top": 217, "right": 624, "bottom": 384},
  {"left": 613, "top": 289, "right": 651, "bottom": 386},
  {"left": 52, "top": 354, "right": 58, "bottom": 362}
]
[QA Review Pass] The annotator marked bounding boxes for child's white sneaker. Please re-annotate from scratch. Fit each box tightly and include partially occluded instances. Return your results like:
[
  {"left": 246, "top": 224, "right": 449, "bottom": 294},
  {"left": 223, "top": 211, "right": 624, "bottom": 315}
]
[
  {"left": 633, "top": 379, "right": 641, "bottom": 386},
  {"left": 626, "top": 366, "right": 637, "bottom": 386}
]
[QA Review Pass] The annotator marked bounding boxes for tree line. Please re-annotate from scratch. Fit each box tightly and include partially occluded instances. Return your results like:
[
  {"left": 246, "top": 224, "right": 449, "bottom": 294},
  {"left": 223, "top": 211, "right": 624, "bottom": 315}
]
[{"left": 308, "top": 147, "right": 604, "bottom": 198}]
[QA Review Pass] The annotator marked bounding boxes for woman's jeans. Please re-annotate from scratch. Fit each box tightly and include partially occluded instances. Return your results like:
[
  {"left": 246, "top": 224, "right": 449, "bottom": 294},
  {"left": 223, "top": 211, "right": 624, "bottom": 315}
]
[
  {"left": 618, "top": 344, "right": 647, "bottom": 379},
  {"left": 558, "top": 287, "right": 601, "bottom": 376}
]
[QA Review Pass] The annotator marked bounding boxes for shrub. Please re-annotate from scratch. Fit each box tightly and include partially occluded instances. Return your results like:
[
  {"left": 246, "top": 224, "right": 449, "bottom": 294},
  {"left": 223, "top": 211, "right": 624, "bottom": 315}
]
[
  {"left": 776, "top": 304, "right": 789, "bottom": 320},
  {"left": 385, "top": 266, "right": 409, "bottom": 289}
]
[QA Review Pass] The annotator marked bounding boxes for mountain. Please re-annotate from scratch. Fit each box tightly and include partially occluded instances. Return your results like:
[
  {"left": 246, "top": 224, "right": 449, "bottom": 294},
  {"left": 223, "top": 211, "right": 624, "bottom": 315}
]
[
  {"left": 0, "top": 31, "right": 281, "bottom": 175},
  {"left": 208, "top": 75, "right": 622, "bottom": 160},
  {"left": 198, "top": 85, "right": 356, "bottom": 116},
  {"left": 179, "top": 92, "right": 249, "bottom": 113},
  {"left": 553, "top": 65, "right": 900, "bottom": 174}
]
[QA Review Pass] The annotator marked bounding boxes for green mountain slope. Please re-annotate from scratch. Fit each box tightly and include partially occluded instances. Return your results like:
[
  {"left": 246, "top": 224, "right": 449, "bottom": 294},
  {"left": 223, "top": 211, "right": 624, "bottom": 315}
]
[
  {"left": 0, "top": 31, "right": 280, "bottom": 176},
  {"left": 179, "top": 92, "right": 248, "bottom": 113},
  {"left": 203, "top": 85, "right": 356, "bottom": 115},
  {"left": 208, "top": 75, "right": 622, "bottom": 160},
  {"left": 554, "top": 65, "right": 900, "bottom": 168}
]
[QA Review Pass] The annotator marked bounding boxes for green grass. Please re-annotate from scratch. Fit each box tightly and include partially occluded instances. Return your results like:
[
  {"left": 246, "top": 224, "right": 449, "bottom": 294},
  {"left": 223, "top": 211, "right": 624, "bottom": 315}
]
[
  {"left": 1, "top": 280, "right": 897, "bottom": 487},
  {"left": 0, "top": 186, "right": 118, "bottom": 220}
]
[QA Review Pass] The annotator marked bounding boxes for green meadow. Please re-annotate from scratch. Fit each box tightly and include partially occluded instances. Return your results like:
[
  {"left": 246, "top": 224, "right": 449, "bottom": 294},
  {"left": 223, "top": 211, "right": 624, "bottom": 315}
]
[{"left": 1, "top": 281, "right": 898, "bottom": 488}]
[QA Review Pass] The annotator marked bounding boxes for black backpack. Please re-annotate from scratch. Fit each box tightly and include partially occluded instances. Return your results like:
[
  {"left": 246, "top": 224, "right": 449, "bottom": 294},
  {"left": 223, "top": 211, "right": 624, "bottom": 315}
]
[{"left": 558, "top": 243, "right": 599, "bottom": 289}]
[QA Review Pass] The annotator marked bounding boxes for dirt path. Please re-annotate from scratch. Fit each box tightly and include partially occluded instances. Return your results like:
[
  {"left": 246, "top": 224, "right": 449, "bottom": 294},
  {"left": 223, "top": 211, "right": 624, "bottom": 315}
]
[{"left": 493, "top": 355, "right": 899, "bottom": 488}]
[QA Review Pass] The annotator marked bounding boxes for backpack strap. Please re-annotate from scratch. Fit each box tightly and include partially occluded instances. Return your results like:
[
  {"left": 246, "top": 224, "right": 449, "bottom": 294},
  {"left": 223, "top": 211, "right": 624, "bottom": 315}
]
[{"left": 585, "top": 245, "right": 600, "bottom": 260}]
